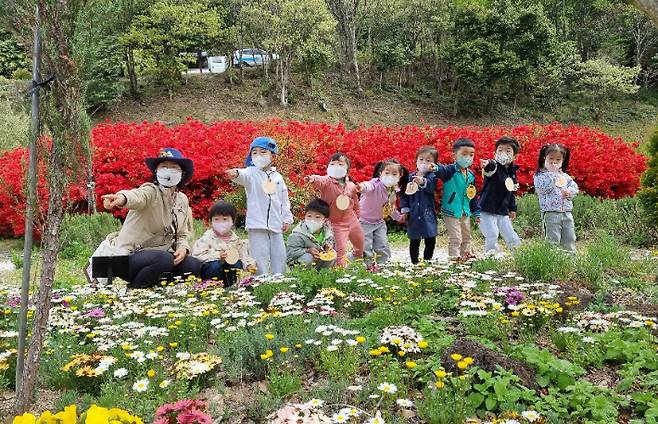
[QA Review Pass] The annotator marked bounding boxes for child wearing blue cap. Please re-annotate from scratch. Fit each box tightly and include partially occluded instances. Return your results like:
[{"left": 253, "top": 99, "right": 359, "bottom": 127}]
[{"left": 225, "top": 137, "right": 294, "bottom": 275}]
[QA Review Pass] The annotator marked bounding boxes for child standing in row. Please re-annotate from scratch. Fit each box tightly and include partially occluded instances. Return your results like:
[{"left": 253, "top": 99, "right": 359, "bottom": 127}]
[
  {"left": 358, "top": 159, "right": 408, "bottom": 267},
  {"left": 286, "top": 198, "right": 336, "bottom": 269},
  {"left": 226, "top": 137, "right": 294, "bottom": 275},
  {"left": 306, "top": 153, "right": 364, "bottom": 266},
  {"left": 478, "top": 136, "right": 523, "bottom": 254},
  {"left": 400, "top": 146, "right": 459, "bottom": 264},
  {"left": 192, "top": 201, "right": 256, "bottom": 286},
  {"left": 442, "top": 138, "right": 479, "bottom": 259},
  {"left": 534, "top": 144, "right": 579, "bottom": 251}
]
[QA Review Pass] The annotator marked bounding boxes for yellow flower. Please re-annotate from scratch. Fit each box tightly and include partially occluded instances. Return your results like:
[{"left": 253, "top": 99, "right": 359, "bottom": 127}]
[
  {"left": 434, "top": 369, "right": 447, "bottom": 378},
  {"left": 463, "top": 357, "right": 474, "bottom": 366},
  {"left": 13, "top": 412, "right": 37, "bottom": 424},
  {"left": 435, "top": 380, "right": 445, "bottom": 389},
  {"left": 391, "top": 338, "right": 401, "bottom": 345},
  {"left": 398, "top": 351, "right": 406, "bottom": 357},
  {"left": 52, "top": 405, "right": 78, "bottom": 424},
  {"left": 169, "top": 342, "right": 178, "bottom": 348},
  {"left": 450, "top": 353, "right": 463, "bottom": 361},
  {"left": 379, "top": 346, "right": 390, "bottom": 353},
  {"left": 85, "top": 405, "right": 110, "bottom": 424},
  {"left": 280, "top": 347, "right": 289, "bottom": 353},
  {"left": 457, "top": 361, "right": 468, "bottom": 369},
  {"left": 418, "top": 340, "right": 428, "bottom": 349},
  {"left": 405, "top": 361, "right": 417, "bottom": 369},
  {"left": 369, "top": 349, "right": 382, "bottom": 356},
  {"left": 156, "top": 346, "right": 165, "bottom": 352},
  {"left": 295, "top": 344, "right": 303, "bottom": 349},
  {"left": 356, "top": 336, "right": 366, "bottom": 343},
  {"left": 511, "top": 311, "right": 520, "bottom": 317},
  {"left": 147, "top": 369, "right": 156, "bottom": 378},
  {"left": 265, "top": 333, "right": 275, "bottom": 340}
]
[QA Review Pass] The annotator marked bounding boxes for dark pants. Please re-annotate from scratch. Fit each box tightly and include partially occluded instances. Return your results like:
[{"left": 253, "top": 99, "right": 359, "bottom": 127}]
[
  {"left": 409, "top": 237, "right": 437, "bottom": 264},
  {"left": 127, "top": 250, "right": 201, "bottom": 288},
  {"left": 200, "top": 260, "right": 243, "bottom": 287}
]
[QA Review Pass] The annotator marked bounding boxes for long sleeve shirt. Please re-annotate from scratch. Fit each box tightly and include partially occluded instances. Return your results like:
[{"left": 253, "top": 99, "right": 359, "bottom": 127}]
[
  {"left": 533, "top": 170, "right": 579, "bottom": 212},
  {"left": 231, "top": 166, "right": 294, "bottom": 232},
  {"left": 358, "top": 178, "right": 401, "bottom": 225}
]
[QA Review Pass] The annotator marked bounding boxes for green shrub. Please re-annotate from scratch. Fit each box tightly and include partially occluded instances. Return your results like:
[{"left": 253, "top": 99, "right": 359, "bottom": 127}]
[
  {"left": 638, "top": 127, "right": 658, "bottom": 230},
  {"left": 59, "top": 213, "right": 122, "bottom": 260},
  {"left": 0, "top": 98, "right": 28, "bottom": 152},
  {"left": 515, "top": 194, "right": 656, "bottom": 246},
  {"left": 513, "top": 239, "right": 572, "bottom": 282}
]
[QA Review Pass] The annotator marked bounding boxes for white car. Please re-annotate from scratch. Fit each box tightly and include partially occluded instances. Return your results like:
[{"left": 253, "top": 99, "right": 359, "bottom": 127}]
[
  {"left": 232, "top": 48, "right": 279, "bottom": 67},
  {"left": 181, "top": 52, "right": 228, "bottom": 74}
]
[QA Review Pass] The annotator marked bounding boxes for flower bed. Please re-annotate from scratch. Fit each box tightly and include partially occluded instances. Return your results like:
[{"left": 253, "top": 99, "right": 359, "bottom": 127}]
[{"left": 0, "top": 119, "right": 646, "bottom": 237}]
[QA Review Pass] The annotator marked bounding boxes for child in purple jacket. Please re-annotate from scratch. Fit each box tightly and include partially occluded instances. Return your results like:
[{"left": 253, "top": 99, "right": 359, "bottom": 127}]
[{"left": 358, "top": 159, "right": 409, "bottom": 267}]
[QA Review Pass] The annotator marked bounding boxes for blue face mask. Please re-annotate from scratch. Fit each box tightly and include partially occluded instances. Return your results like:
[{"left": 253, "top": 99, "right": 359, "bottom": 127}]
[{"left": 456, "top": 155, "right": 473, "bottom": 168}]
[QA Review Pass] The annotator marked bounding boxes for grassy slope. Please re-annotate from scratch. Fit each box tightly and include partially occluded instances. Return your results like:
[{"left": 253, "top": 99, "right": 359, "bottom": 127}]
[{"left": 97, "top": 71, "right": 658, "bottom": 146}]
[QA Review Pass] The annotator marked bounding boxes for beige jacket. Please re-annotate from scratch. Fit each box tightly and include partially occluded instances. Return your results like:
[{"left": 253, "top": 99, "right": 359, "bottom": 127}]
[
  {"left": 191, "top": 229, "right": 255, "bottom": 269},
  {"left": 106, "top": 183, "right": 193, "bottom": 254}
]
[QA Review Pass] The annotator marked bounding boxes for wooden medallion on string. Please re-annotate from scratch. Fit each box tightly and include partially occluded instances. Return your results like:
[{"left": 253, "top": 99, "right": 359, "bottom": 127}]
[
  {"left": 466, "top": 185, "right": 477, "bottom": 200},
  {"left": 225, "top": 248, "right": 240, "bottom": 265},
  {"left": 335, "top": 194, "right": 350, "bottom": 211},
  {"left": 405, "top": 181, "right": 419, "bottom": 195},
  {"left": 262, "top": 180, "right": 277, "bottom": 195},
  {"left": 505, "top": 177, "right": 516, "bottom": 192},
  {"left": 555, "top": 174, "right": 568, "bottom": 188}
]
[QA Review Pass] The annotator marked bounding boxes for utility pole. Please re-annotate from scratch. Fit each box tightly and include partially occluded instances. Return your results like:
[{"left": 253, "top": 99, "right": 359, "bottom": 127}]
[{"left": 16, "top": 4, "right": 41, "bottom": 393}]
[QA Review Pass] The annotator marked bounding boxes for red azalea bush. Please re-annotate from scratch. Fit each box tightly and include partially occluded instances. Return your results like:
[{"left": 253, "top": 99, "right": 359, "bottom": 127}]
[{"left": 0, "top": 119, "right": 647, "bottom": 237}]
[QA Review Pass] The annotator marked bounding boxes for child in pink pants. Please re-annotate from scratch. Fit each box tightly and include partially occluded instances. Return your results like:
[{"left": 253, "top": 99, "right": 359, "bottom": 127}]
[{"left": 306, "top": 153, "right": 364, "bottom": 266}]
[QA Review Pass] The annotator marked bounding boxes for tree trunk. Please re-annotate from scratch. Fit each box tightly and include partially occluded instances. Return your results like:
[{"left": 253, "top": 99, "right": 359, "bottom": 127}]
[
  {"left": 13, "top": 0, "right": 89, "bottom": 414},
  {"left": 629, "top": 0, "right": 658, "bottom": 26},
  {"left": 125, "top": 46, "right": 138, "bottom": 98},
  {"left": 280, "top": 53, "right": 290, "bottom": 106},
  {"left": 325, "top": 0, "right": 363, "bottom": 93}
]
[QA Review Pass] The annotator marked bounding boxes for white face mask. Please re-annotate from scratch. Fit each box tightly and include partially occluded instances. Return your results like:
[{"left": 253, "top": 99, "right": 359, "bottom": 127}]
[
  {"left": 305, "top": 219, "right": 324, "bottom": 233},
  {"left": 416, "top": 162, "right": 431, "bottom": 173},
  {"left": 327, "top": 164, "right": 347, "bottom": 179},
  {"left": 380, "top": 175, "right": 399, "bottom": 188},
  {"left": 156, "top": 168, "right": 182, "bottom": 188},
  {"left": 212, "top": 221, "right": 233, "bottom": 236},
  {"left": 495, "top": 152, "right": 513, "bottom": 166},
  {"left": 252, "top": 155, "right": 271, "bottom": 169},
  {"left": 545, "top": 160, "right": 562, "bottom": 173}
]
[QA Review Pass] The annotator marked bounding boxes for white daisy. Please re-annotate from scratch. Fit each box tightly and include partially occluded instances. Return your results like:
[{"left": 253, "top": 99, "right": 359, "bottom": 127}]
[
  {"left": 132, "top": 378, "right": 149, "bottom": 392},
  {"left": 377, "top": 382, "right": 397, "bottom": 394},
  {"left": 521, "top": 411, "right": 541, "bottom": 422},
  {"left": 396, "top": 398, "right": 413, "bottom": 408},
  {"left": 113, "top": 368, "right": 128, "bottom": 378}
]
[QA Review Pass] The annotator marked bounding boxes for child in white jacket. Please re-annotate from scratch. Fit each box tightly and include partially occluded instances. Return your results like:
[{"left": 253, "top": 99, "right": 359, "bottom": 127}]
[{"left": 226, "top": 137, "right": 294, "bottom": 275}]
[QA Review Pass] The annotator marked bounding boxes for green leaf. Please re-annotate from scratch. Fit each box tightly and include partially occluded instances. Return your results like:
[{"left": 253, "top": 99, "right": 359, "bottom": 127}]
[
  {"left": 467, "top": 392, "right": 485, "bottom": 408},
  {"left": 485, "top": 396, "right": 497, "bottom": 411}
]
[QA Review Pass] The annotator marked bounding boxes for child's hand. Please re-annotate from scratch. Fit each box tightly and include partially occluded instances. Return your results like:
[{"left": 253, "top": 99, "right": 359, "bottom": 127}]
[
  {"left": 218, "top": 249, "right": 228, "bottom": 260},
  {"left": 412, "top": 176, "right": 424, "bottom": 186},
  {"left": 357, "top": 182, "right": 366, "bottom": 193},
  {"left": 282, "top": 223, "right": 291, "bottom": 232},
  {"left": 322, "top": 243, "right": 333, "bottom": 251},
  {"left": 225, "top": 169, "right": 239, "bottom": 179},
  {"left": 475, "top": 217, "right": 481, "bottom": 225},
  {"left": 399, "top": 213, "right": 408, "bottom": 224},
  {"left": 308, "top": 248, "right": 321, "bottom": 259},
  {"left": 303, "top": 175, "right": 313, "bottom": 183},
  {"left": 480, "top": 159, "right": 490, "bottom": 168},
  {"left": 560, "top": 188, "right": 572, "bottom": 199},
  {"left": 509, "top": 211, "right": 517, "bottom": 220}
]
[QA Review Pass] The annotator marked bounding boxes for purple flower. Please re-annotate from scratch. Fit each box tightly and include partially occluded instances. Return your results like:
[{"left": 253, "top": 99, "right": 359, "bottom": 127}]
[{"left": 84, "top": 308, "right": 105, "bottom": 318}]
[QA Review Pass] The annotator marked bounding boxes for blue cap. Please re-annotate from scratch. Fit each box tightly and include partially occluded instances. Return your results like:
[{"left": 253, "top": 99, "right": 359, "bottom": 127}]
[{"left": 245, "top": 136, "right": 279, "bottom": 166}]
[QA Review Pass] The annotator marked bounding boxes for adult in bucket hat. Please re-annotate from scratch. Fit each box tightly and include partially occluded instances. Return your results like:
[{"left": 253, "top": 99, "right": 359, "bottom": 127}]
[{"left": 96, "top": 147, "right": 201, "bottom": 288}]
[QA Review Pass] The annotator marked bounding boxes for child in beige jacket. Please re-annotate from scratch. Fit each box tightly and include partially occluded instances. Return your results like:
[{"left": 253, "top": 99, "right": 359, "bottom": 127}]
[{"left": 192, "top": 201, "right": 256, "bottom": 286}]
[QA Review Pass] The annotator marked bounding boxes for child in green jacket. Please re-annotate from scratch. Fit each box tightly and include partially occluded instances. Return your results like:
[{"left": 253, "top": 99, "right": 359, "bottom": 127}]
[
  {"left": 441, "top": 138, "right": 480, "bottom": 259},
  {"left": 286, "top": 199, "right": 336, "bottom": 269}
]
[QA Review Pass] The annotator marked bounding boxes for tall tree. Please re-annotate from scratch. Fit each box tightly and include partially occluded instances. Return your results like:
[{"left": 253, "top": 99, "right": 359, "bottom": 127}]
[
  {"left": 629, "top": 0, "right": 658, "bottom": 25},
  {"left": 12, "top": 0, "right": 90, "bottom": 413},
  {"left": 241, "top": 0, "right": 334, "bottom": 105},
  {"left": 324, "top": 0, "right": 363, "bottom": 92}
]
